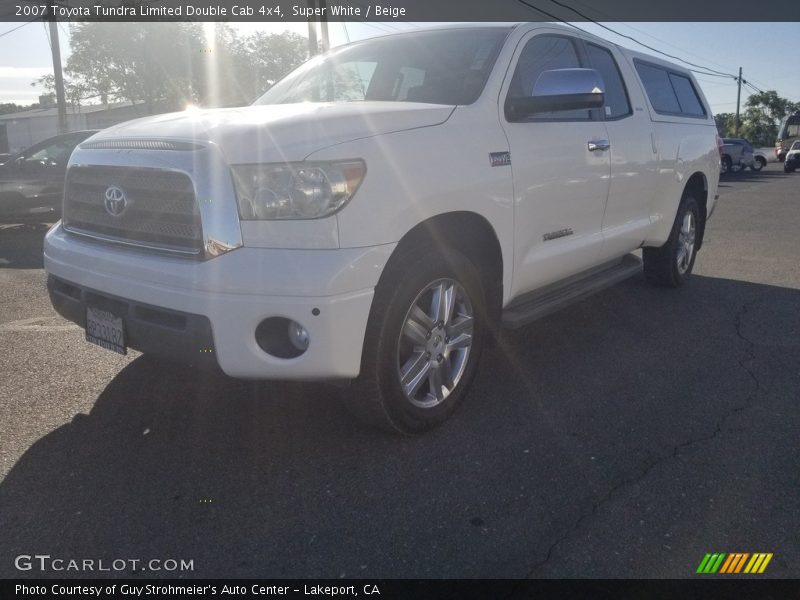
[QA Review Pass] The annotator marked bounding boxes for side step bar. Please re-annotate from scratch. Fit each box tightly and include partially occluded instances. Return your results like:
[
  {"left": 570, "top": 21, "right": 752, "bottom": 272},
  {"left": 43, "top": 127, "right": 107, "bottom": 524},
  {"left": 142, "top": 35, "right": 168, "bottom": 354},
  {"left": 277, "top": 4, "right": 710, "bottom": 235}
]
[{"left": 501, "top": 254, "right": 643, "bottom": 329}]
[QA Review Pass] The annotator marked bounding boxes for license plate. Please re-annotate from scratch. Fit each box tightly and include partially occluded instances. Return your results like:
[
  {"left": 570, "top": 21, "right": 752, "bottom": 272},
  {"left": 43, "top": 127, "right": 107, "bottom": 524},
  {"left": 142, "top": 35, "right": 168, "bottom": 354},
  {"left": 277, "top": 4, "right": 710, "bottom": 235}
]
[{"left": 85, "top": 306, "right": 127, "bottom": 355}]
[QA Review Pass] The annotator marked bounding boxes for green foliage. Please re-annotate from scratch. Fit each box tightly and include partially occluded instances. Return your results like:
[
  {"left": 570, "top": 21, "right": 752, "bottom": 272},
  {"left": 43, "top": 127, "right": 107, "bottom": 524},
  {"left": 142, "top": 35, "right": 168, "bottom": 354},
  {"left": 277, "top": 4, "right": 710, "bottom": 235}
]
[
  {"left": 33, "top": 23, "right": 309, "bottom": 110},
  {"left": 714, "top": 112, "right": 735, "bottom": 137},
  {"left": 31, "top": 74, "right": 90, "bottom": 107},
  {"left": 0, "top": 102, "right": 38, "bottom": 115},
  {"left": 715, "top": 91, "right": 799, "bottom": 147}
]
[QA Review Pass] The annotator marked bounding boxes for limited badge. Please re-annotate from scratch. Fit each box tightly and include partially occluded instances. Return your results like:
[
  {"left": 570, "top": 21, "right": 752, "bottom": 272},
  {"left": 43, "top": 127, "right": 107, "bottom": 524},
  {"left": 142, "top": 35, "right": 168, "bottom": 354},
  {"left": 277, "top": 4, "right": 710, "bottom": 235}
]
[{"left": 489, "top": 151, "right": 511, "bottom": 167}]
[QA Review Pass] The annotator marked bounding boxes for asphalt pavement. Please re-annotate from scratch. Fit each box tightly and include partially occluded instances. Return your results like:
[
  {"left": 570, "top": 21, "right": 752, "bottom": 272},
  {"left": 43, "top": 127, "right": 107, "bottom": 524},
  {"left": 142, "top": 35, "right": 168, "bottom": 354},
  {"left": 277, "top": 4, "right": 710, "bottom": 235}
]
[{"left": 0, "top": 164, "right": 798, "bottom": 579}]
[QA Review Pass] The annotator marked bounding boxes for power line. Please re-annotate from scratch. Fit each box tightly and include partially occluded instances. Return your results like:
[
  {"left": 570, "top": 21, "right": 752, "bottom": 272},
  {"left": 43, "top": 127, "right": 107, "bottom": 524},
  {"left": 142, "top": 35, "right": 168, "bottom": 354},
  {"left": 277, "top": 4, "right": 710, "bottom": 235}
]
[
  {"left": 689, "top": 69, "right": 736, "bottom": 80},
  {"left": 695, "top": 77, "right": 738, "bottom": 86},
  {"left": 42, "top": 22, "right": 52, "bottom": 51},
  {"left": 515, "top": 0, "right": 738, "bottom": 81},
  {"left": 0, "top": 18, "right": 37, "bottom": 39},
  {"left": 515, "top": 1, "right": 592, "bottom": 36},
  {"left": 744, "top": 81, "right": 763, "bottom": 94},
  {"left": 549, "top": 0, "right": 780, "bottom": 96},
  {"left": 541, "top": 0, "right": 738, "bottom": 78},
  {"left": 567, "top": 0, "right": 737, "bottom": 74}
]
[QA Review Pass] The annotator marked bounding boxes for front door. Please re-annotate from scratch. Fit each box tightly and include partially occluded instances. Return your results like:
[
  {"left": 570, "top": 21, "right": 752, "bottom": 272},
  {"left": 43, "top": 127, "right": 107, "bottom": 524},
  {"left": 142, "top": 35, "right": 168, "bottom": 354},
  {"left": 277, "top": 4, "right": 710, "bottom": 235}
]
[{"left": 500, "top": 32, "right": 611, "bottom": 299}]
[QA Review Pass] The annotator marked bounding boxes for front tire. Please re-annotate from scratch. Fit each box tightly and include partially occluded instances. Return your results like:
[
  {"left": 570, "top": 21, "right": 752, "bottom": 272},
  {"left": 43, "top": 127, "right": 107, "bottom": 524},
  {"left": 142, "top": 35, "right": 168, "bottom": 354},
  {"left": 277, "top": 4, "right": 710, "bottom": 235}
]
[
  {"left": 720, "top": 156, "right": 731, "bottom": 175},
  {"left": 643, "top": 196, "right": 700, "bottom": 288},
  {"left": 752, "top": 157, "right": 765, "bottom": 171},
  {"left": 346, "top": 246, "right": 487, "bottom": 434}
]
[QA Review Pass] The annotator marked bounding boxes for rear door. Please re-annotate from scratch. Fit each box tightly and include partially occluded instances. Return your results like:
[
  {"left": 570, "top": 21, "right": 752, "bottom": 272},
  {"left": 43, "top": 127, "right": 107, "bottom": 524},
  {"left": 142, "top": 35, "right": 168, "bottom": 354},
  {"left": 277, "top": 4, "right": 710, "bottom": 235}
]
[{"left": 499, "top": 31, "right": 611, "bottom": 297}]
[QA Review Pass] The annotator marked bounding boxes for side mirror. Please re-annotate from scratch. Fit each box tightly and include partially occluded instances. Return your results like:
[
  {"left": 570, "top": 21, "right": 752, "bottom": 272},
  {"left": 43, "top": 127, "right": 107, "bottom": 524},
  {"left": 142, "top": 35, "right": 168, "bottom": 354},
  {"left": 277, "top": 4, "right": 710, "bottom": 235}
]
[{"left": 507, "top": 68, "right": 605, "bottom": 119}]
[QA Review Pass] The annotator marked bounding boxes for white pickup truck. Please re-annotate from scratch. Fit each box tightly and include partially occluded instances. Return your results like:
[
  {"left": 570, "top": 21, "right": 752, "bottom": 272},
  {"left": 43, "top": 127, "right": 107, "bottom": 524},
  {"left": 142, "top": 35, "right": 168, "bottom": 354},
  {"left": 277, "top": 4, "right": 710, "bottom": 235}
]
[{"left": 45, "top": 23, "right": 720, "bottom": 434}]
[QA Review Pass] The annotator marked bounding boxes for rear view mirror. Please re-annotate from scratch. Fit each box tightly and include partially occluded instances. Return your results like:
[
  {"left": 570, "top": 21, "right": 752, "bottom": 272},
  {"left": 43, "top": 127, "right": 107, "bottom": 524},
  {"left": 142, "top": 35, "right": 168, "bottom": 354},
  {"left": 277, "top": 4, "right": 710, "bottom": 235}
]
[{"left": 507, "top": 68, "right": 605, "bottom": 119}]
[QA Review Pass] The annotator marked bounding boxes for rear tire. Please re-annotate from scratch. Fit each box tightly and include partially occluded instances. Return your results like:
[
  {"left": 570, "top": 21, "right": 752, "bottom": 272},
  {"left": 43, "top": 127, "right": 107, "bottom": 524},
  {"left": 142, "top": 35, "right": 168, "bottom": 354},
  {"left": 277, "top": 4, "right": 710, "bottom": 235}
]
[
  {"left": 720, "top": 156, "right": 731, "bottom": 175},
  {"left": 752, "top": 157, "right": 765, "bottom": 171},
  {"left": 643, "top": 195, "right": 700, "bottom": 288},
  {"left": 345, "top": 245, "right": 487, "bottom": 434}
]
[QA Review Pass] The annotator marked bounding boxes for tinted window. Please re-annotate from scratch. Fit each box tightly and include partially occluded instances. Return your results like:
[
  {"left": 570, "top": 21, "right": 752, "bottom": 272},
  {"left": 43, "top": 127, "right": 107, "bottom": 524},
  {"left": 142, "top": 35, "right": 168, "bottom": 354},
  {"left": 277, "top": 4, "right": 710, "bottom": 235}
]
[
  {"left": 256, "top": 29, "right": 510, "bottom": 106},
  {"left": 635, "top": 62, "right": 680, "bottom": 114},
  {"left": 669, "top": 73, "right": 705, "bottom": 116},
  {"left": 508, "top": 35, "right": 590, "bottom": 121},
  {"left": 25, "top": 136, "right": 83, "bottom": 165},
  {"left": 585, "top": 43, "right": 631, "bottom": 119}
]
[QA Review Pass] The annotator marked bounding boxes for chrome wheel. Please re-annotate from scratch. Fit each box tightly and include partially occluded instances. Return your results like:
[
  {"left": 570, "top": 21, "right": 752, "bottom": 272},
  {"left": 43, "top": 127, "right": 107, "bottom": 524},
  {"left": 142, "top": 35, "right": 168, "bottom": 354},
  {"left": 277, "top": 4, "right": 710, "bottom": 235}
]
[
  {"left": 397, "top": 278, "right": 474, "bottom": 409},
  {"left": 676, "top": 211, "right": 696, "bottom": 275}
]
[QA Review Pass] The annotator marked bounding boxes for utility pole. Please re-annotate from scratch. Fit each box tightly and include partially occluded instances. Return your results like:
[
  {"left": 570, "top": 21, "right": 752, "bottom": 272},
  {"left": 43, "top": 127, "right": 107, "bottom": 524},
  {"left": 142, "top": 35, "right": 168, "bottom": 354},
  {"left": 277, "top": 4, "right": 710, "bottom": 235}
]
[
  {"left": 318, "top": 0, "right": 330, "bottom": 52},
  {"left": 47, "top": 13, "right": 68, "bottom": 134},
  {"left": 734, "top": 66, "right": 742, "bottom": 137},
  {"left": 307, "top": 0, "right": 318, "bottom": 56}
]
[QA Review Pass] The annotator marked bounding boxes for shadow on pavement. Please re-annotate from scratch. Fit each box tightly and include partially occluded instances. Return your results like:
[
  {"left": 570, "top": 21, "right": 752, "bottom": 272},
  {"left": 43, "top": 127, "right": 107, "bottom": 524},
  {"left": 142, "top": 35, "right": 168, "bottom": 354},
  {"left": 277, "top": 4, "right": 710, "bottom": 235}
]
[
  {"left": 718, "top": 167, "right": 793, "bottom": 186},
  {"left": 1, "top": 274, "right": 798, "bottom": 578},
  {"left": 0, "top": 223, "right": 51, "bottom": 269}
]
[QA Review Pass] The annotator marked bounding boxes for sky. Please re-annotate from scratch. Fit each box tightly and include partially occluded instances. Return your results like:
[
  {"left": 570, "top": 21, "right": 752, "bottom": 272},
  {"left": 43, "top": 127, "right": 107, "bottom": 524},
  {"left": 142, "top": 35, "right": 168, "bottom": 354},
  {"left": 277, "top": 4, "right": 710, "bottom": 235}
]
[{"left": 0, "top": 20, "right": 799, "bottom": 116}]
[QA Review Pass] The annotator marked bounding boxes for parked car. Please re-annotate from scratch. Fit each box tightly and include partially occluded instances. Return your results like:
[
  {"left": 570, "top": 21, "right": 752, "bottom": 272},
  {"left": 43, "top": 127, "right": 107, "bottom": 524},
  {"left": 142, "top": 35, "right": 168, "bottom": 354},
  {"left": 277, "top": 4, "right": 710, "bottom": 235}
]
[
  {"left": 784, "top": 140, "right": 800, "bottom": 173},
  {"left": 44, "top": 24, "right": 720, "bottom": 434},
  {"left": 0, "top": 130, "right": 99, "bottom": 223},
  {"left": 752, "top": 147, "right": 769, "bottom": 170},
  {"left": 721, "top": 137, "right": 762, "bottom": 173}
]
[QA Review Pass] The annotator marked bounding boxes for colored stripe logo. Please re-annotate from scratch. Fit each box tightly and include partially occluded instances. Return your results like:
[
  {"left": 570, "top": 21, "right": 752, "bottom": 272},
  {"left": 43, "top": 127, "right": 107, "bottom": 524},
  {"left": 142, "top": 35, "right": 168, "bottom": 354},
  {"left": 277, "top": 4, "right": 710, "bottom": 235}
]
[{"left": 697, "top": 553, "right": 773, "bottom": 574}]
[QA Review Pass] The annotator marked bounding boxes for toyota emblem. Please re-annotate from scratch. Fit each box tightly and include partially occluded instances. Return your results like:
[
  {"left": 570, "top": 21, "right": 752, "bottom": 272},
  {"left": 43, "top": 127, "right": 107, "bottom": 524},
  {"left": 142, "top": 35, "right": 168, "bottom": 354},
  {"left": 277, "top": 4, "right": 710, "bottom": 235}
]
[{"left": 104, "top": 186, "right": 128, "bottom": 217}]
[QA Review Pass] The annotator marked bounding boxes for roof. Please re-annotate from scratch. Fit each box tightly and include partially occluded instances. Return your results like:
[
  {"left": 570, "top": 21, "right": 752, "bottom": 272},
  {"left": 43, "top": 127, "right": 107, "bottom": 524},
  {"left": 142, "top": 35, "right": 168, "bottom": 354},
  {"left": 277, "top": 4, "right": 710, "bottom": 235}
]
[{"left": 0, "top": 101, "right": 141, "bottom": 121}]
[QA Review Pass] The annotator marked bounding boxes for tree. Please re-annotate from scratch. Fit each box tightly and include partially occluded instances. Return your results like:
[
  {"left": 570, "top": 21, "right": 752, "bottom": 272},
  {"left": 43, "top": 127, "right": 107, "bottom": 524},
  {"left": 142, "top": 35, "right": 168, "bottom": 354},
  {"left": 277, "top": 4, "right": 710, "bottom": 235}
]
[
  {"left": 0, "top": 102, "right": 39, "bottom": 115},
  {"left": 245, "top": 31, "right": 308, "bottom": 99},
  {"left": 31, "top": 74, "right": 90, "bottom": 108},
  {"left": 31, "top": 23, "right": 310, "bottom": 111},
  {"left": 714, "top": 112, "right": 735, "bottom": 137},
  {"left": 739, "top": 91, "right": 800, "bottom": 147},
  {"left": 63, "top": 22, "right": 200, "bottom": 111}
]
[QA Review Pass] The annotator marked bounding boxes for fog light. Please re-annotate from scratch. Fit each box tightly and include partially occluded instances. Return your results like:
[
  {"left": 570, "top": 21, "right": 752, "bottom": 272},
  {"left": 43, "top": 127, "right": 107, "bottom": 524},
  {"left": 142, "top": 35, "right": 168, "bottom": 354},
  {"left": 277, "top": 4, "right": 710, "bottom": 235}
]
[
  {"left": 255, "top": 317, "right": 309, "bottom": 359},
  {"left": 288, "top": 320, "right": 310, "bottom": 351}
]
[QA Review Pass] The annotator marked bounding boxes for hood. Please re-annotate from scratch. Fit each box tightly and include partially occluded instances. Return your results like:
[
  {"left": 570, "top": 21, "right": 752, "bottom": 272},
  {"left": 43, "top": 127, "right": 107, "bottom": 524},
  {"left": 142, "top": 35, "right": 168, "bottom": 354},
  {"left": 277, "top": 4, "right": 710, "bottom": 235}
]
[{"left": 89, "top": 102, "right": 455, "bottom": 163}]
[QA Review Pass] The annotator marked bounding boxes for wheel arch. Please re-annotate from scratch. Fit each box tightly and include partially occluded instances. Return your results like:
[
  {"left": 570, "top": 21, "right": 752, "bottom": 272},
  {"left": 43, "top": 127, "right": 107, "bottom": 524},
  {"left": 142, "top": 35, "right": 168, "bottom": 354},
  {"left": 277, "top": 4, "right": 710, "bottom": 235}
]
[
  {"left": 683, "top": 171, "right": 709, "bottom": 250},
  {"left": 377, "top": 211, "right": 505, "bottom": 325}
]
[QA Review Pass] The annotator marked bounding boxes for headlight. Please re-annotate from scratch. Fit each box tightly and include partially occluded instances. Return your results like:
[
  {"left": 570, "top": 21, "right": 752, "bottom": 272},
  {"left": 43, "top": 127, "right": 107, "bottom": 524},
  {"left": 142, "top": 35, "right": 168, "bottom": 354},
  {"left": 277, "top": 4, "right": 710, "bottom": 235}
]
[{"left": 231, "top": 160, "right": 366, "bottom": 220}]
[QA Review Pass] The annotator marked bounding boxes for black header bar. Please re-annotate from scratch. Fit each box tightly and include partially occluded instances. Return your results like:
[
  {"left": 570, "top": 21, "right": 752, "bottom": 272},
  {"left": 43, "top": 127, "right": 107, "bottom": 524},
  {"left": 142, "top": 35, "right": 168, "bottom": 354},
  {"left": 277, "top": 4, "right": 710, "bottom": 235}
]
[{"left": 1, "top": 0, "right": 799, "bottom": 22}]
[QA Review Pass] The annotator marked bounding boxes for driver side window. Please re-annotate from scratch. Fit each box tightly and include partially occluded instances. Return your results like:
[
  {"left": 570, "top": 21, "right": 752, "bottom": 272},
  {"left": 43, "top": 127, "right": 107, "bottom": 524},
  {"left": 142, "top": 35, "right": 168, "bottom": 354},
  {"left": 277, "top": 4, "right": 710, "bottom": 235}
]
[
  {"left": 26, "top": 138, "right": 74, "bottom": 165},
  {"left": 507, "top": 35, "right": 591, "bottom": 121}
]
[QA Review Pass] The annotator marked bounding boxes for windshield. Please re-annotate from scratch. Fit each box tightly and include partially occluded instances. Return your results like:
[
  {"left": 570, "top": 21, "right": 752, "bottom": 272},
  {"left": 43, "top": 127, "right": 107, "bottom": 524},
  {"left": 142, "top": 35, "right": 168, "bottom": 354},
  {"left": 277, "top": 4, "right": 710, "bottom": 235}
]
[
  {"left": 255, "top": 28, "right": 511, "bottom": 106},
  {"left": 778, "top": 115, "right": 800, "bottom": 139}
]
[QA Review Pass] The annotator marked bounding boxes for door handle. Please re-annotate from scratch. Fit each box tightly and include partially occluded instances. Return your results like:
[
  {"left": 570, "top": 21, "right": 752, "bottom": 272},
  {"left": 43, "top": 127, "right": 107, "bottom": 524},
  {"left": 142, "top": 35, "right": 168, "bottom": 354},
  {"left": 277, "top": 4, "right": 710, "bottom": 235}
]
[{"left": 588, "top": 139, "right": 611, "bottom": 152}]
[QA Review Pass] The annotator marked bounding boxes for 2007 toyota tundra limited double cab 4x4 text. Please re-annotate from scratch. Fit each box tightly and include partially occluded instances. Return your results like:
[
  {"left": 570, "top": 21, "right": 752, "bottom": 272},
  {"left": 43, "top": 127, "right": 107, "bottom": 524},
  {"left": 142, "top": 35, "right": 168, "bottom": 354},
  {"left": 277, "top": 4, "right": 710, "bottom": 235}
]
[{"left": 45, "top": 23, "right": 720, "bottom": 434}]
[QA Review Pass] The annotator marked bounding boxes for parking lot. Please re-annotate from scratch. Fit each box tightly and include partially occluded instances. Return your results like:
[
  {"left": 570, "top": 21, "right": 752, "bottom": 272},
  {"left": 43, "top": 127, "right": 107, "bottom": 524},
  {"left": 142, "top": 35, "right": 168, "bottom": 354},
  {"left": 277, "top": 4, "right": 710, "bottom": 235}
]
[{"left": 0, "top": 164, "right": 798, "bottom": 579}]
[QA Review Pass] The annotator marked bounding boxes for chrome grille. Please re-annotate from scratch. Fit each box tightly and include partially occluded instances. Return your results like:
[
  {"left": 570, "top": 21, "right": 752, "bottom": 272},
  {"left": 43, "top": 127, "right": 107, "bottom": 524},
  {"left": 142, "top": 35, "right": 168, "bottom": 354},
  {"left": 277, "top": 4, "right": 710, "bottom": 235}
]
[{"left": 63, "top": 166, "right": 202, "bottom": 255}]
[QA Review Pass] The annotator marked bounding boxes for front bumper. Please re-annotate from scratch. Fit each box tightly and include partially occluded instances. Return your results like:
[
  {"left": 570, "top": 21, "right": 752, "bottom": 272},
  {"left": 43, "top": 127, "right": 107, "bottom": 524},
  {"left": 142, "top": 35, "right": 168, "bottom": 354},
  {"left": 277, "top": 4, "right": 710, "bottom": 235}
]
[
  {"left": 48, "top": 275, "right": 220, "bottom": 368},
  {"left": 44, "top": 224, "right": 395, "bottom": 379}
]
